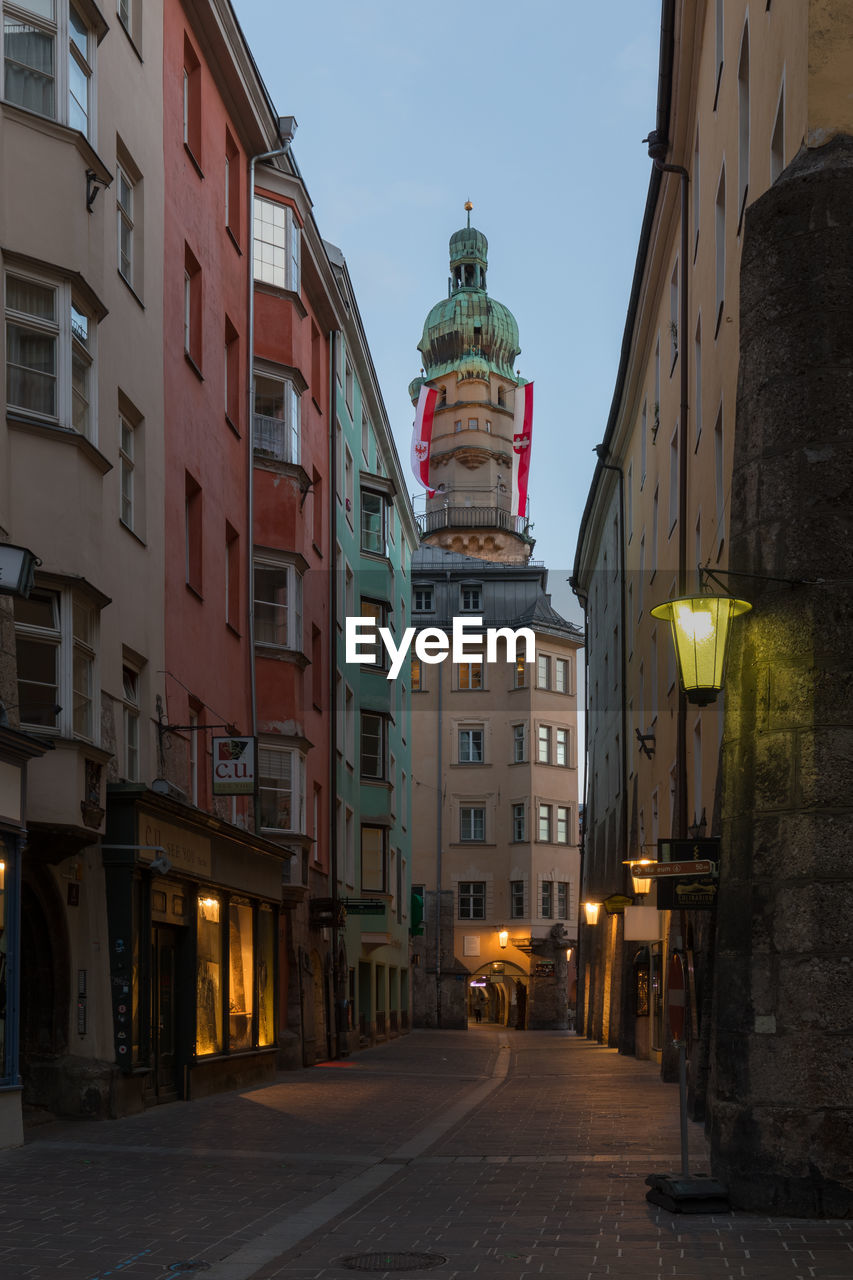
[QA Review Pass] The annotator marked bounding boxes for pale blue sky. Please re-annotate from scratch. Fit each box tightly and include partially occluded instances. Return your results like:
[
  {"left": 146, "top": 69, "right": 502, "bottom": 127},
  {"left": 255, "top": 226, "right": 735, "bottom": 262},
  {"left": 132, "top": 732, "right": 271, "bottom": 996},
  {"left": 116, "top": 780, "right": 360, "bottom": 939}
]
[{"left": 234, "top": 0, "right": 661, "bottom": 623}]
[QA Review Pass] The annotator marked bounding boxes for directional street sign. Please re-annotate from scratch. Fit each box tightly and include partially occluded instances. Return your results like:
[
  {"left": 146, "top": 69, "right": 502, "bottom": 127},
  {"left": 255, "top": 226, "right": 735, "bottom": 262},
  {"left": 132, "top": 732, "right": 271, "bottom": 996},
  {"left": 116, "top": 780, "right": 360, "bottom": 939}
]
[{"left": 644, "top": 859, "right": 715, "bottom": 878}]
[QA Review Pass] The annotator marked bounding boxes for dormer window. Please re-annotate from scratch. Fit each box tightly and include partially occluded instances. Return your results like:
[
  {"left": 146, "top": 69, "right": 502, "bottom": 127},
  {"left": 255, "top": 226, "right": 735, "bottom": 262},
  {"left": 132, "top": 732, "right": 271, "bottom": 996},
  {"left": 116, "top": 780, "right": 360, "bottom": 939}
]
[{"left": 460, "top": 584, "right": 482, "bottom": 612}]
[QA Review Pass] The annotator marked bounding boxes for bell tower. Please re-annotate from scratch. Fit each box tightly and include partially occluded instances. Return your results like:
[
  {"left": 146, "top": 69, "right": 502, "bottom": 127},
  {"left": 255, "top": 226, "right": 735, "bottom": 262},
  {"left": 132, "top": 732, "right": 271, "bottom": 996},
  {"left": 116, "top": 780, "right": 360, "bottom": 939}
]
[{"left": 409, "top": 204, "right": 534, "bottom": 562}]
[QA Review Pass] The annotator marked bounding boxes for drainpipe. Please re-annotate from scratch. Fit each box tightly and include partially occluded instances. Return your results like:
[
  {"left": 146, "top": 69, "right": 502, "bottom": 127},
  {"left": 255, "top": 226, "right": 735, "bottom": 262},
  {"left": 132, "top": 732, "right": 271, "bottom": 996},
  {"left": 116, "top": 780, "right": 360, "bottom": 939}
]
[
  {"left": 434, "top": 633, "right": 443, "bottom": 1028},
  {"left": 647, "top": 132, "right": 689, "bottom": 843},
  {"left": 328, "top": 327, "right": 343, "bottom": 1054},
  {"left": 568, "top": 576, "right": 590, "bottom": 1034},
  {"left": 247, "top": 118, "right": 298, "bottom": 790}
]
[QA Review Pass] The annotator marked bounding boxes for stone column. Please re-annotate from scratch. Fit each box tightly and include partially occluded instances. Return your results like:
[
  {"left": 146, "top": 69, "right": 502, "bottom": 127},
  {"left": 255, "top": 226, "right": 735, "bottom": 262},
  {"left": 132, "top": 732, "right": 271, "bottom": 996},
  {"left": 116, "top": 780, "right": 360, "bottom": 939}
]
[{"left": 707, "top": 136, "right": 853, "bottom": 1216}]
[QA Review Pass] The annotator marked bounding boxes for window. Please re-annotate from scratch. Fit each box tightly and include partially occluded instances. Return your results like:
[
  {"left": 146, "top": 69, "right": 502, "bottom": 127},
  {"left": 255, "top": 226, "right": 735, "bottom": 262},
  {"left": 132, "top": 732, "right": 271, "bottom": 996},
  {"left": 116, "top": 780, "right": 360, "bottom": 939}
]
[
  {"left": 460, "top": 584, "right": 481, "bottom": 612},
  {"left": 253, "top": 197, "right": 301, "bottom": 293},
  {"left": 514, "top": 656, "right": 526, "bottom": 688},
  {"left": 5, "top": 270, "right": 96, "bottom": 439},
  {"left": 541, "top": 881, "right": 553, "bottom": 919},
  {"left": 714, "top": 0, "right": 724, "bottom": 107},
  {"left": 360, "top": 598, "right": 388, "bottom": 669},
  {"left": 468, "top": 417, "right": 477, "bottom": 430},
  {"left": 411, "top": 655, "right": 422, "bottom": 691},
  {"left": 460, "top": 806, "right": 485, "bottom": 842},
  {"left": 361, "top": 490, "right": 387, "bottom": 555},
  {"left": 14, "top": 586, "right": 100, "bottom": 741},
  {"left": 454, "top": 418, "right": 462, "bottom": 433},
  {"left": 640, "top": 400, "right": 647, "bottom": 487},
  {"left": 3, "top": 0, "right": 97, "bottom": 138},
  {"left": 413, "top": 586, "right": 433, "bottom": 612},
  {"left": 122, "top": 664, "right": 139, "bottom": 781},
  {"left": 185, "top": 472, "right": 202, "bottom": 593},
  {"left": 512, "top": 803, "right": 525, "bottom": 842},
  {"left": 258, "top": 746, "right": 305, "bottom": 832},
  {"left": 556, "top": 806, "right": 570, "bottom": 845},
  {"left": 459, "top": 727, "right": 484, "bottom": 763},
  {"left": 345, "top": 358, "right": 353, "bottom": 415},
  {"left": 555, "top": 657, "right": 569, "bottom": 693},
  {"left": 361, "top": 825, "right": 386, "bottom": 892},
  {"left": 117, "top": 0, "right": 130, "bottom": 34},
  {"left": 512, "top": 723, "right": 526, "bottom": 763},
  {"left": 182, "top": 34, "right": 201, "bottom": 161},
  {"left": 225, "top": 128, "right": 240, "bottom": 242},
  {"left": 737, "top": 25, "right": 750, "bottom": 230},
  {"left": 458, "top": 882, "right": 485, "bottom": 919},
  {"left": 556, "top": 728, "right": 569, "bottom": 767},
  {"left": 715, "top": 167, "right": 726, "bottom": 333},
  {"left": 538, "top": 724, "right": 551, "bottom": 764},
  {"left": 119, "top": 411, "right": 135, "bottom": 530},
  {"left": 254, "top": 560, "right": 302, "bottom": 649},
  {"left": 225, "top": 523, "right": 239, "bottom": 631},
  {"left": 714, "top": 405, "right": 725, "bottom": 550},
  {"left": 253, "top": 374, "right": 299, "bottom": 464},
  {"left": 511, "top": 880, "right": 525, "bottom": 918},
  {"left": 196, "top": 895, "right": 221, "bottom": 1054},
  {"left": 344, "top": 445, "right": 354, "bottom": 520},
  {"left": 669, "top": 424, "right": 679, "bottom": 535},
  {"left": 224, "top": 317, "right": 239, "bottom": 426},
  {"left": 669, "top": 259, "right": 679, "bottom": 368},
  {"left": 360, "top": 711, "right": 386, "bottom": 779},
  {"left": 771, "top": 80, "right": 785, "bottom": 184},
  {"left": 537, "top": 654, "right": 551, "bottom": 689},
  {"left": 457, "top": 661, "right": 482, "bottom": 691},
  {"left": 557, "top": 882, "right": 569, "bottom": 919},
  {"left": 695, "top": 315, "right": 703, "bottom": 444},
  {"left": 184, "top": 244, "right": 201, "bottom": 368},
  {"left": 116, "top": 164, "right": 134, "bottom": 286},
  {"left": 538, "top": 803, "right": 552, "bottom": 842}
]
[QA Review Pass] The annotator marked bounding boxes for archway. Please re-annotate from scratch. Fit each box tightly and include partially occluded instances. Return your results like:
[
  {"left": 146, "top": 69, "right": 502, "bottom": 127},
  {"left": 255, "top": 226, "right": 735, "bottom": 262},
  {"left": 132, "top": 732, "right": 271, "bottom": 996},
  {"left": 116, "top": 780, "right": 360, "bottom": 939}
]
[
  {"left": 20, "top": 870, "right": 70, "bottom": 1108},
  {"left": 468, "top": 960, "right": 527, "bottom": 1026}
]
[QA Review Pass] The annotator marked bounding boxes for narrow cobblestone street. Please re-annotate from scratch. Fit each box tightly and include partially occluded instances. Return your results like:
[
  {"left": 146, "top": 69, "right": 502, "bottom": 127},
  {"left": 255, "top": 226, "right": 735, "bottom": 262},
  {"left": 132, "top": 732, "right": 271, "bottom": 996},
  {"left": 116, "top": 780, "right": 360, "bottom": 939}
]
[{"left": 0, "top": 1029, "right": 850, "bottom": 1280}]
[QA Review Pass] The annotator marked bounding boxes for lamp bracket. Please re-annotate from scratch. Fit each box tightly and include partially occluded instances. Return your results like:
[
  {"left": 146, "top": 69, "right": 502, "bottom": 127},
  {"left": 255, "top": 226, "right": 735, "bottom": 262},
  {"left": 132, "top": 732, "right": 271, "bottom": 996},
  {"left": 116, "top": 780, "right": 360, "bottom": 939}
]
[
  {"left": 700, "top": 564, "right": 821, "bottom": 596},
  {"left": 86, "top": 169, "right": 111, "bottom": 211}
]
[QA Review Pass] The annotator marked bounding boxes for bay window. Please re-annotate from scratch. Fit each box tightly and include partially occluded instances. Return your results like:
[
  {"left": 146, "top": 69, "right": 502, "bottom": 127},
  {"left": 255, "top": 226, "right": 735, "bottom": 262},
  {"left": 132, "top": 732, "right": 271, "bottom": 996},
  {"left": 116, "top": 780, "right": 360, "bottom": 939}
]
[
  {"left": 14, "top": 584, "right": 101, "bottom": 742},
  {"left": 253, "top": 196, "right": 301, "bottom": 293},
  {"left": 258, "top": 745, "right": 305, "bottom": 833},
  {"left": 253, "top": 373, "right": 300, "bottom": 464},
  {"left": 360, "top": 489, "right": 387, "bottom": 555},
  {"left": 254, "top": 559, "right": 302, "bottom": 650},
  {"left": 2, "top": 0, "right": 99, "bottom": 139},
  {"left": 360, "top": 711, "right": 386, "bottom": 780},
  {"left": 5, "top": 270, "right": 97, "bottom": 440}
]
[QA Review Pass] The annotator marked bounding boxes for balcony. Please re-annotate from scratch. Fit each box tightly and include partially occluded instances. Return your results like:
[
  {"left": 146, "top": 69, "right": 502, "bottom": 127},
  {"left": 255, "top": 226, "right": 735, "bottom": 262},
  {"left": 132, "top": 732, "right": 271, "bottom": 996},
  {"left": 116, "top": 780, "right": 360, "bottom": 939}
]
[
  {"left": 253, "top": 414, "right": 298, "bottom": 465},
  {"left": 417, "top": 505, "right": 532, "bottom": 540}
]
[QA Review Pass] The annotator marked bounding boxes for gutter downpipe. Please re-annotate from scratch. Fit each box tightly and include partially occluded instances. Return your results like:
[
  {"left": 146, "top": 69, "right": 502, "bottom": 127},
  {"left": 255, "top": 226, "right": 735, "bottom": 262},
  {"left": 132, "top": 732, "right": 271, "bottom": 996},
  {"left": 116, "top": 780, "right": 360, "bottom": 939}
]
[
  {"left": 568, "top": 576, "right": 591, "bottom": 1035},
  {"left": 247, "top": 129, "right": 297, "bottom": 812},
  {"left": 328, "top": 327, "right": 343, "bottom": 1055},
  {"left": 435, "top": 618, "right": 443, "bottom": 1028},
  {"left": 648, "top": 134, "right": 689, "bottom": 845}
]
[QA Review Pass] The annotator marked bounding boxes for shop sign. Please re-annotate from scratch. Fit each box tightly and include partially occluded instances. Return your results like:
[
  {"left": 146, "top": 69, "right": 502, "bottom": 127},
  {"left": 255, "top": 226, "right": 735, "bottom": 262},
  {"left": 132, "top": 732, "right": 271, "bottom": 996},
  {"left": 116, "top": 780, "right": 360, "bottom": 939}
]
[
  {"left": 212, "top": 736, "right": 256, "bottom": 795},
  {"left": 534, "top": 960, "right": 555, "bottom": 976},
  {"left": 141, "top": 814, "right": 212, "bottom": 878}
]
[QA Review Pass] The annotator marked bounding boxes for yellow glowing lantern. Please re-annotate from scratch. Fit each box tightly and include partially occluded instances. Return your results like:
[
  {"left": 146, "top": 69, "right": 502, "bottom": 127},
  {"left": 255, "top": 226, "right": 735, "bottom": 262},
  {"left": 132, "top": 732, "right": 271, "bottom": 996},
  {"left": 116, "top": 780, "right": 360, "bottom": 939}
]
[
  {"left": 650, "top": 595, "right": 751, "bottom": 705},
  {"left": 583, "top": 901, "right": 601, "bottom": 926},
  {"left": 624, "top": 859, "right": 656, "bottom": 895},
  {"left": 498, "top": 929, "right": 509, "bottom": 949}
]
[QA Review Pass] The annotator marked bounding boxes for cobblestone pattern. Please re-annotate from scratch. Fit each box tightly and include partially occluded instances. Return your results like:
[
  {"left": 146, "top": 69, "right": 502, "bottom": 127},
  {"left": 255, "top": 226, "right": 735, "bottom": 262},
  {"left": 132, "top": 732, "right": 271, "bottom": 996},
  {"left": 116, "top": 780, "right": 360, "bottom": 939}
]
[{"left": 0, "top": 1031, "right": 850, "bottom": 1280}]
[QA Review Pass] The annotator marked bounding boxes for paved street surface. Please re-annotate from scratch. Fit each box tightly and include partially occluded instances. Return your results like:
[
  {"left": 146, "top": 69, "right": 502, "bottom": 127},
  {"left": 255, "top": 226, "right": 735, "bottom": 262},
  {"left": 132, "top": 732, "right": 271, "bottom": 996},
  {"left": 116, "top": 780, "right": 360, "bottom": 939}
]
[{"left": 0, "top": 1028, "right": 850, "bottom": 1280}]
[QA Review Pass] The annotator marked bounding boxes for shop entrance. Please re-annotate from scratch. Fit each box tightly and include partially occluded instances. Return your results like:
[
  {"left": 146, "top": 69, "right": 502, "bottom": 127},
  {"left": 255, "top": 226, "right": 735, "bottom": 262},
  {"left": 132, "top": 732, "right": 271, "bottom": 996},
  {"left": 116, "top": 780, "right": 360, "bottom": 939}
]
[{"left": 149, "top": 925, "right": 181, "bottom": 1102}]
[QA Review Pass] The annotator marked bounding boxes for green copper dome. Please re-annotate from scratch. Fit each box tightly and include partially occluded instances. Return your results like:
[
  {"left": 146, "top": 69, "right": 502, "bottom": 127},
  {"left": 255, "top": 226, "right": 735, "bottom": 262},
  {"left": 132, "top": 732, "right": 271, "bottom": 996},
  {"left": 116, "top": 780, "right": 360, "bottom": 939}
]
[{"left": 415, "top": 219, "right": 521, "bottom": 387}]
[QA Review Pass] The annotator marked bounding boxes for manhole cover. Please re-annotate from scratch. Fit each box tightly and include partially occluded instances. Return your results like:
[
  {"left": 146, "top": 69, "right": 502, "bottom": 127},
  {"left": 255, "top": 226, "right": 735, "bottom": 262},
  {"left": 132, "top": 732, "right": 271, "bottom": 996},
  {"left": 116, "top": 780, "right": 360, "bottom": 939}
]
[
  {"left": 165, "top": 1264, "right": 211, "bottom": 1274},
  {"left": 340, "top": 1252, "right": 447, "bottom": 1273}
]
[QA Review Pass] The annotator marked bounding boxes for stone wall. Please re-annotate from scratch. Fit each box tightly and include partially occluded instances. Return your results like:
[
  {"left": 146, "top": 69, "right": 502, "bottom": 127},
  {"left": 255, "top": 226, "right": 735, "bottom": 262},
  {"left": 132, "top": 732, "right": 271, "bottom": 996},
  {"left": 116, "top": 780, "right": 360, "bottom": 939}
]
[{"left": 707, "top": 136, "right": 853, "bottom": 1216}]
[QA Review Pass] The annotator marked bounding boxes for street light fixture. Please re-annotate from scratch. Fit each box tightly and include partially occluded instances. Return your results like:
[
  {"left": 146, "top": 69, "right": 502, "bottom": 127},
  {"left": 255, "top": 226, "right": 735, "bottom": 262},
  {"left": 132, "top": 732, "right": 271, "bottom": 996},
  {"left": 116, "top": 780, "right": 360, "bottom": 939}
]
[
  {"left": 583, "top": 901, "right": 601, "bottom": 926},
  {"left": 624, "top": 859, "right": 656, "bottom": 895},
  {"left": 498, "top": 929, "right": 508, "bottom": 949},
  {"left": 650, "top": 594, "right": 751, "bottom": 705}
]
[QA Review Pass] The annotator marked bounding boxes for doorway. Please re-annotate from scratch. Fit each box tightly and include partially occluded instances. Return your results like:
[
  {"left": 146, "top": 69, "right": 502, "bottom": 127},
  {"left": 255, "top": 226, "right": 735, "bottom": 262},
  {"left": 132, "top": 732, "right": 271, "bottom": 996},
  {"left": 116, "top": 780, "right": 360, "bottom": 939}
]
[{"left": 149, "top": 925, "right": 181, "bottom": 1102}]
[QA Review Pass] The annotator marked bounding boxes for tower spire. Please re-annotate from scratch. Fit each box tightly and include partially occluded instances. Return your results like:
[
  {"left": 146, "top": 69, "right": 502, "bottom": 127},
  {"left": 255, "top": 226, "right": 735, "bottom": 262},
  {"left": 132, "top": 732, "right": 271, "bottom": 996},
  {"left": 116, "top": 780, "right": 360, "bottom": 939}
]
[{"left": 465, "top": 199, "right": 473, "bottom": 229}]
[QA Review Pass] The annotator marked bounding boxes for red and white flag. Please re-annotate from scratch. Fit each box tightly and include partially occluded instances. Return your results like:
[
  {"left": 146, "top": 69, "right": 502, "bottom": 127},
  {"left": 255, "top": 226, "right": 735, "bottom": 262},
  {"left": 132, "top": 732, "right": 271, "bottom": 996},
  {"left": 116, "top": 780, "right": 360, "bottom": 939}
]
[
  {"left": 411, "top": 385, "right": 439, "bottom": 496},
  {"left": 511, "top": 381, "right": 534, "bottom": 518}
]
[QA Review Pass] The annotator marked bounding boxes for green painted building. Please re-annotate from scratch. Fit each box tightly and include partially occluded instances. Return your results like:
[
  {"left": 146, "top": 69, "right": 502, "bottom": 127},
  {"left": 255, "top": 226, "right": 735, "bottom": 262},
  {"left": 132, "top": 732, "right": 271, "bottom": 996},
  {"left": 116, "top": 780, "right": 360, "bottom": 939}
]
[{"left": 327, "top": 242, "right": 418, "bottom": 1049}]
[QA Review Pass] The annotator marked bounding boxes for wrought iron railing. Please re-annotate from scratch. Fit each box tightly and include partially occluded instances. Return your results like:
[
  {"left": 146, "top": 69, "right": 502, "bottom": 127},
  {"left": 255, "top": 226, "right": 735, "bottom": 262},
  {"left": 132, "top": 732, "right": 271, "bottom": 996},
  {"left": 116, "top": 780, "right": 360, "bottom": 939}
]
[{"left": 416, "top": 505, "right": 532, "bottom": 539}]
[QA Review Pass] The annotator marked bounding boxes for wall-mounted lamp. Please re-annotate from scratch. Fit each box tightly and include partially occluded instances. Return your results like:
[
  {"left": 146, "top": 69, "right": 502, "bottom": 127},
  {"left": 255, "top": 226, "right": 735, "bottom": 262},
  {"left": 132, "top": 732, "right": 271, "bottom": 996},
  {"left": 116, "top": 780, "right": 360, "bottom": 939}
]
[
  {"left": 0, "top": 542, "right": 40, "bottom": 597},
  {"left": 623, "top": 859, "right": 656, "bottom": 895},
  {"left": 650, "top": 593, "right": 751, "bottom": 705},
  {"left": 583, "top": 901, "right": 601, "bottom": 926},
  {"left": 498, "top": 929, "right": 508, "bottom": 949},
  {"left": 565, "top": 947, "right": 573, "bottom": 963},
  {"left": 86, "top": 169, "right": 112, "bottom": 211}
]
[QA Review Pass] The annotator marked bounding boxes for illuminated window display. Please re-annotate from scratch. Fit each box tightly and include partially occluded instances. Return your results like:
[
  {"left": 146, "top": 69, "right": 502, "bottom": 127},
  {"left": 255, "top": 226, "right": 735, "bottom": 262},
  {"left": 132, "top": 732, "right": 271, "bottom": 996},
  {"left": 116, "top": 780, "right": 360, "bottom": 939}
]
[
  {"left": 257, "top": 905, "right": 275, "bottom": 1047},
  {"left": 196, "top": 896, "right": 222, "bottom": 1055},
  {"left": 228, "top": 900, "right": 254, "bottom": 1051}
]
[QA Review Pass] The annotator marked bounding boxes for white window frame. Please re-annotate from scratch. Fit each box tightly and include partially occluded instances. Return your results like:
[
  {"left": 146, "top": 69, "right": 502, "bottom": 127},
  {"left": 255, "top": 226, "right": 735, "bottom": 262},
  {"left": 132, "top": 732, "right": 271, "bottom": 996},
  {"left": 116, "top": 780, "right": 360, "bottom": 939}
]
[
  {"left": 538, "top": 802, "right": 552, "bottom": 843},
  {"left": 116, "top": 162, "right": 134, "bottom": 285},
  {"left": 13, "top": 584, "right": 100, "bottom": 743},
  {"left": 556, "top": 728, "right": 569, "bottom": 767},
  {"left": 555, "top": 657, "right": 570, "bottom": 693},
  {"left": 512, "top": 722, "right": 526, "bottom": 763},
  {"left": 360, "top": 710, "right": 386, "bottom": 780},
  {"left": 538, "top": 724, "right": 552, "bottom": 764},
  {"left": 253, "top": 373, "right": 300, "bottom": 465},
  {"left": 253, "top": 197, "right": 301, "bottom": 293},
  {"left": 460, "top": 806, "right": 485, "bottom": 843},
  {"left": 537, "top": 653, "right": 551, "bottom": 689},
  {"left": 510, "top": 879, "right": 525, "bottom": 918},
  {"left": 457, "top": 661, "right": 483, "bottom": 691},
  {"left": 2, "top": 0, "right": 98, "bottom": 140},
  {"left": 119, "top": 411, "right": 135, "bottom": 530},
  {"left": 458, "top": 881, "right": 485, "bottom": 919},
  {"left": 556, "top": 806, "right": 571, "bottom": 845},
  {"left": 5, "top": 268, "right": 97, "bottom": 442},
  {"left": 540, "top": 880, "right": 554, "bottom": 920},
  {"left": 511, "top": 803, "right": 525, "bottom": 842},
  {"left": 258, "top": 744, "right": 305, "bottom": 834},
  {"left": 557, "top": 881, "right": 569, "bottom": 919},
  {"left": 360, "top": 488, "right": 387, "bottom": 556},
  {"left": 413, "top": 585, "right": 433, "bottom": 612},
  {"left": 458, "top": 726, "right": 484, "bottom": 764},
  {"left": 253, "top": 558, "right": 303, "bottom": 651},
  {"left": 460, "top": 584, "right": 482, "bottom": 612}
]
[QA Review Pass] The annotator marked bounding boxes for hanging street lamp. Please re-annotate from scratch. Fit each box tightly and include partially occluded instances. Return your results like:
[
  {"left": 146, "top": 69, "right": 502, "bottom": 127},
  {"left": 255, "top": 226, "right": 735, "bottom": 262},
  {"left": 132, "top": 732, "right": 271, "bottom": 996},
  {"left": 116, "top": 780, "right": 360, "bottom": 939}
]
[
  {"left": 623, "top": 859, "right": 656, "bottom": 895},
  {"left": 650, "top": 593, "right": 751, "bottom": 705}
]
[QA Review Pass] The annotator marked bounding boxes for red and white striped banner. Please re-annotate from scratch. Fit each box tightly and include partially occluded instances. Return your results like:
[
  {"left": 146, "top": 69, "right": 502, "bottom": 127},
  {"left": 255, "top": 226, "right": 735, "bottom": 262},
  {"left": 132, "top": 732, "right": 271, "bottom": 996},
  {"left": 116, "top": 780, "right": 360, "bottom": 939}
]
[
  {"left": 411, "top": 385, "right": 439, "bottom": 496},
  {"left": 511, "top": 381, "right": 533, "bottom": 518}
]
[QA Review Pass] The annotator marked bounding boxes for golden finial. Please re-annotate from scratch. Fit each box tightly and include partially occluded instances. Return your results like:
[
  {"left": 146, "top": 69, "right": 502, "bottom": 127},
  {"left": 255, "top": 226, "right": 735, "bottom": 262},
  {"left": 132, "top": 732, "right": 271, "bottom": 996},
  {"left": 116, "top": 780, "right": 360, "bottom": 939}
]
[{"left": 464, "top": 199, "right": 473, "bottom": 228}]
